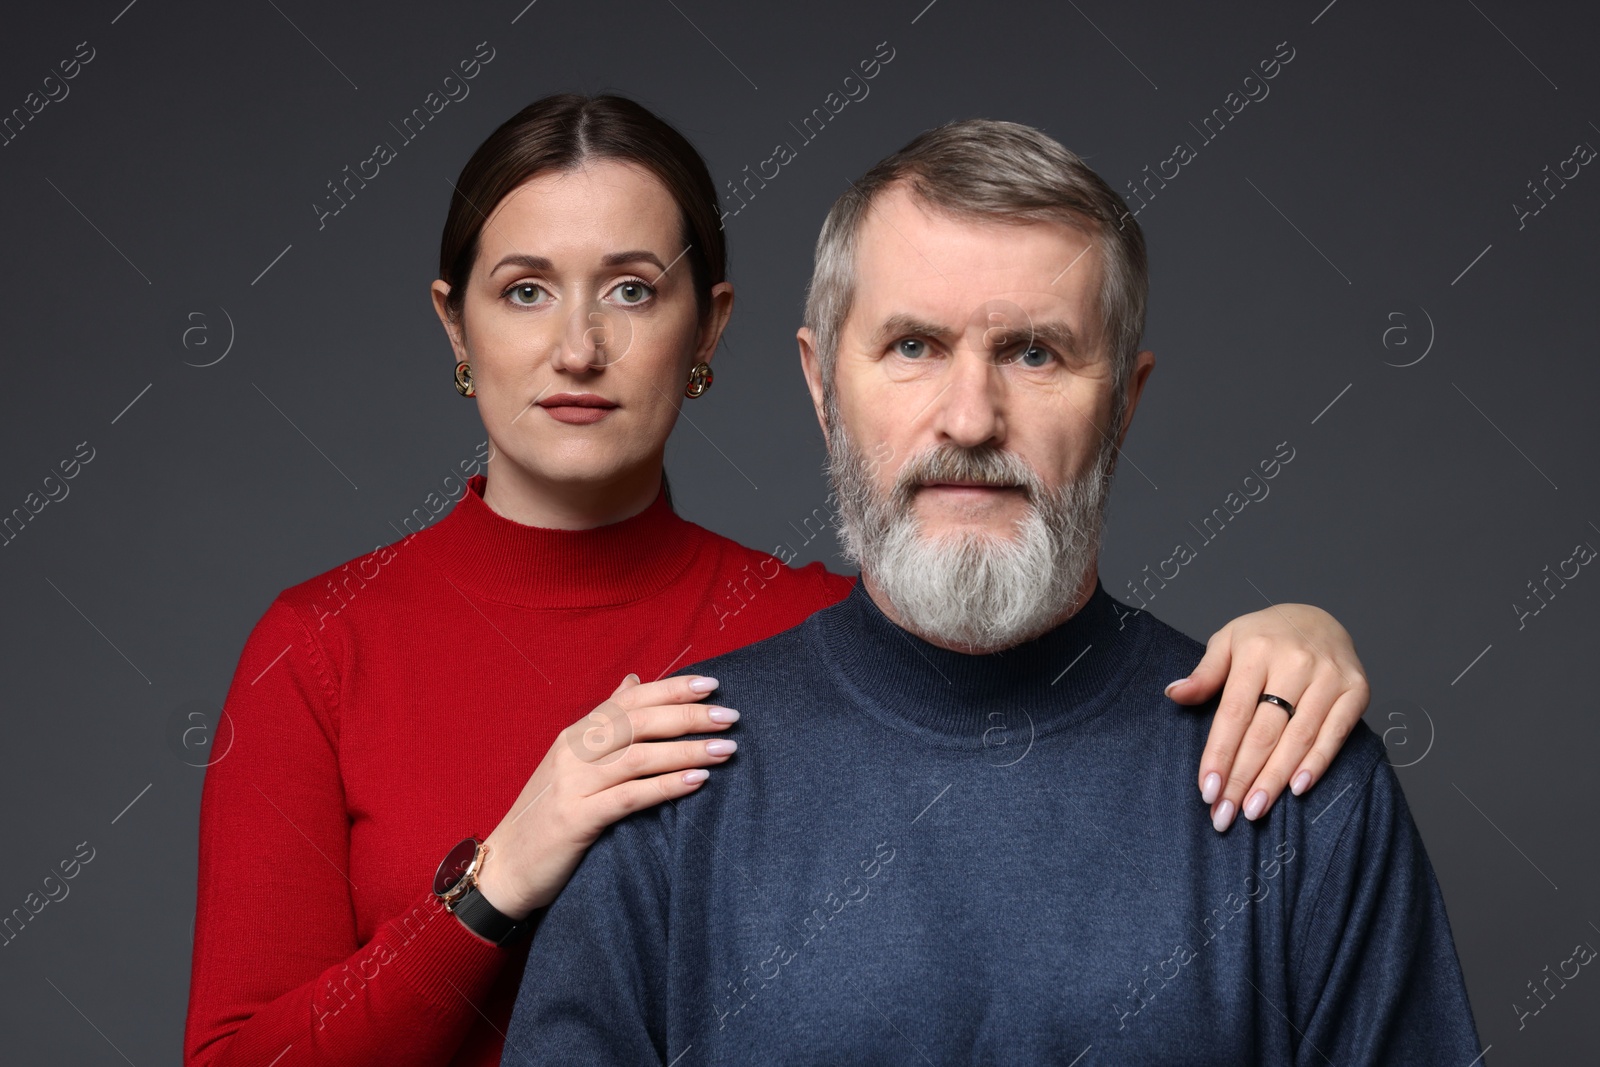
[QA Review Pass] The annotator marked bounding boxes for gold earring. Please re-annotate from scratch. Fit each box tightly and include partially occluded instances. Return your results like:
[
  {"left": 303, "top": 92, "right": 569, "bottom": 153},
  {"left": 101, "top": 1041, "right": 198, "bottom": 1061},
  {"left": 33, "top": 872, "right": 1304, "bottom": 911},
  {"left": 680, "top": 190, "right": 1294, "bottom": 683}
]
[
  {"left": 454, "top": 360, "right": 475, "bottom": 397},
  {"left": 685, "top": 361, "right": 713, "bottom": 399}
]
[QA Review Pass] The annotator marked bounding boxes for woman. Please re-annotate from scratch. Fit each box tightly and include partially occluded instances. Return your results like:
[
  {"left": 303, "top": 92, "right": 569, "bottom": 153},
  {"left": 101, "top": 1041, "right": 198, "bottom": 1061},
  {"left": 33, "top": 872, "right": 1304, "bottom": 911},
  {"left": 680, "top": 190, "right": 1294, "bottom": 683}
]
[{"left": 183, "top": 94, "right": 1369, "bottom": 1066}]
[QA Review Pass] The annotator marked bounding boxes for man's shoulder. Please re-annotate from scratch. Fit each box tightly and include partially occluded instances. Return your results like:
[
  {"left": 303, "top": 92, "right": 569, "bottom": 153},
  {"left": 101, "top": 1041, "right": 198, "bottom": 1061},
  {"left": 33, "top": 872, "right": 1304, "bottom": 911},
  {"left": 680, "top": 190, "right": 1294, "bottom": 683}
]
[
  {"left": 1112, "top": 598, "right": 1395, "bottom": 812},
  {"left": 1275, "top": 715, "right": 1416, "bottom": 939},
  {"left": 589, "top": 622, "right": 831, "bottom": 860},
  {"left": 1104, "top": 599, "right": 1209, "bottom": 711},
  {"left": 1294, "top": 716, "right": 1401, "bottom": 837},
  {"left": 677, "top": 609, "right": 823, "bottom": 703},
  {"left": 1119, "top": 601, "right": 1209, "bottom": 666},
  {"left": 1316, "top": 716, "right": 1391, "bottom": 787}
]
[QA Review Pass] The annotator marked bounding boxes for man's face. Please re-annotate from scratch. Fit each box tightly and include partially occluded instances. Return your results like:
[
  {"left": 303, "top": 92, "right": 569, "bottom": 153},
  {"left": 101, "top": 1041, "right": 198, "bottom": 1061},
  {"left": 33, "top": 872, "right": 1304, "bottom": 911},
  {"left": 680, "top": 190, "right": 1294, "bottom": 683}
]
[
  {"left": 799, "top": 183, "right": 1155, "bottom": 650},
  {"left": 807, "top": 181, "right": 1152, "bottom": 550},
  {"left": 823, "top": 184, "right": 1145, "bottom": 538}
]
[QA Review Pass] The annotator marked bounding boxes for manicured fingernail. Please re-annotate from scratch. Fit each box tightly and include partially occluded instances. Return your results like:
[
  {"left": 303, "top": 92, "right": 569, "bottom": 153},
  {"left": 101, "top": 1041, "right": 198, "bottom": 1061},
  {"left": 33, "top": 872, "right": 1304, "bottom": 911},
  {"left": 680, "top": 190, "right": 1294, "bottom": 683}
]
[
  {"left": 705, "top": 739, "right": 738, "bottom": 756},
  {"left": 1244, "top": 790, "right": 1268, "bottom": 821},
  {"left": 1201, "top": 772, "right": 1221, "bottom": 805},
  {"left": 623, "top": 672, "right": 640, "bottom": 685},
  {"left": 1212, "top": 799, "right": 1236, "bottom": 832},
  {"left": 688, "top": 676, "right": 720, "bottom": 694},
  {"left": 1291, "top": 770, "right": 1311, "bottom": 796},
  {"left": 682, "top": 769, "right": 710, "bottom": 784},
  {"left": 1164, "top": 677, "right": 1188, "bottom": 695},
  {"left": 707, "top": 707, "right": 740, "bottom": 723}
]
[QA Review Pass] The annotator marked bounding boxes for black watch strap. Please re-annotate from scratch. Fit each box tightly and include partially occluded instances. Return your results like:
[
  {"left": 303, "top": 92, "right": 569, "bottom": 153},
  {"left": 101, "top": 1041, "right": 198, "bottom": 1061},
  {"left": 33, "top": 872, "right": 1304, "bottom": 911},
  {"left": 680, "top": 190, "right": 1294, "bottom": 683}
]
[{"left": 450, "top": 883, "right": 532, "bottom": 946}]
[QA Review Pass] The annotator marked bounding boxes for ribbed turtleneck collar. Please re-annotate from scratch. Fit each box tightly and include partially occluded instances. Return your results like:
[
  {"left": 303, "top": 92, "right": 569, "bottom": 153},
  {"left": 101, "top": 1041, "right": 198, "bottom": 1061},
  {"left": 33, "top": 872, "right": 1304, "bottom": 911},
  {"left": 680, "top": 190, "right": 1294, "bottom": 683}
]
[
  {"left": 807, "top": 577, "right": 1149, "bottom": 745},
  {"left": 412, "top": 475, "right": 705, "bottom": 609}
]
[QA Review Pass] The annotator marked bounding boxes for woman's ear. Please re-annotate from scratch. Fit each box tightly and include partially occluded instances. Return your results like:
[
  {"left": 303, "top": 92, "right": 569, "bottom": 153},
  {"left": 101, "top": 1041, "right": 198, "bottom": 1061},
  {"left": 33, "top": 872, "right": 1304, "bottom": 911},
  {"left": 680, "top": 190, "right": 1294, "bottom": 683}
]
[
  {"left": 430, "top": 280, "right": 468, "bottom": 362},
  {"left": 694, "top": 281, "right": 735, "bottom": 365}
]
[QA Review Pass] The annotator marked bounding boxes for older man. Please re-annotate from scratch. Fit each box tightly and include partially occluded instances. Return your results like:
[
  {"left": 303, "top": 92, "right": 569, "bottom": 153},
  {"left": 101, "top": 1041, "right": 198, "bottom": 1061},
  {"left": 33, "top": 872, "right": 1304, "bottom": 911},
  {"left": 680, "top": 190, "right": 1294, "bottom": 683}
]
[{"left": 501, "top": 121, "right": 1483, "bottom": 1064}]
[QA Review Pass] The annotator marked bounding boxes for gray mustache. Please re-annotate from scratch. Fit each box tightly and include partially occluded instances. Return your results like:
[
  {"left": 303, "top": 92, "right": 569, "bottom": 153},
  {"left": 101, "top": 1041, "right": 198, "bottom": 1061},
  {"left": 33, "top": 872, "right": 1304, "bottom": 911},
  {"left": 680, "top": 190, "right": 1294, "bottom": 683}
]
[{"left": 895, "top": 446, "right": 1041, "bottom": 497}]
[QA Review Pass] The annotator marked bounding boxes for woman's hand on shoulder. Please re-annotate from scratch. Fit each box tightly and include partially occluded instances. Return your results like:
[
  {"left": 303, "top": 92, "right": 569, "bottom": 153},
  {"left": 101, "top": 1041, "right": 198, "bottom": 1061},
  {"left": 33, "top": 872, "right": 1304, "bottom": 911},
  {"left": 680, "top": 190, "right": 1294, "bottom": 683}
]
[
  {"left": 476, "top": 673, "right": 738, "bottom": 917},
  {"left": 1168, "top": 603, "right": 1370, "bottom": 833}
]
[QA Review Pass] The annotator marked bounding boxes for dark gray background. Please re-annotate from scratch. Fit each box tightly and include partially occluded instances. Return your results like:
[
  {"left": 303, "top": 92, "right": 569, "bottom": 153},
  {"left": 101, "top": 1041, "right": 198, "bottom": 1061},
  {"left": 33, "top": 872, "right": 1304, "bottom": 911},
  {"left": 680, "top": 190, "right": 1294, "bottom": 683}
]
[{"left": 2, "top": 0, "right": 1595, "bottom": 1061}]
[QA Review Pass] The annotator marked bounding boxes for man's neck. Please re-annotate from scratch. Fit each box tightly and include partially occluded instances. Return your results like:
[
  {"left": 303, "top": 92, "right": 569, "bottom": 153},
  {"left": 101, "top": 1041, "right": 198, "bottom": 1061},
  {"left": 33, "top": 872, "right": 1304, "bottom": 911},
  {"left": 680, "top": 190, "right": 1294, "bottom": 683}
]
[{"left": 858, "top": 564, "right": 1101, "bottom": 654}]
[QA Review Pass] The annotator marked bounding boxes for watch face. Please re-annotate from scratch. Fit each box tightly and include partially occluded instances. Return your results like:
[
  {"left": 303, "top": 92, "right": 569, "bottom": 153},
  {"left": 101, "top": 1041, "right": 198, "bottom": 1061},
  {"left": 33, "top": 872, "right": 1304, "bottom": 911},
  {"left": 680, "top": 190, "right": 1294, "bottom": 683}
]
[{"left": 433, "top": 837, "right": 481, "bottom": 896}]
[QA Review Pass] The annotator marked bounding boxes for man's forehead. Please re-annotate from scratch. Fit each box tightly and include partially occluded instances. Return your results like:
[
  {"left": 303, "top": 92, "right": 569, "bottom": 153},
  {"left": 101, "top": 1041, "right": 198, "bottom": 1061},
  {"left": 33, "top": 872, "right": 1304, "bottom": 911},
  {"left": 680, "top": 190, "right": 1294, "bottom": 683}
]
[
  {"left": 848, "top": 188, "right": 1101, "bottom": 325},
  {"left": 848, "top": 254, "right": 1101, "bottom": 346},
  {"left": 857, "top": 185, "right": 1096, "bottom": 262}
]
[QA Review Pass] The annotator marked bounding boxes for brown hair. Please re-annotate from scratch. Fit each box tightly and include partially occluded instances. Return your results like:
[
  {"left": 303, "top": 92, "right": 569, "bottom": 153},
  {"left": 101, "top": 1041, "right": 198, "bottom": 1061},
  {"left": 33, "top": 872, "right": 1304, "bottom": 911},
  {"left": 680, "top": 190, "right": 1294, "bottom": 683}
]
[{"left": 437, "top": 93, "right": 726, "bottom": 325}]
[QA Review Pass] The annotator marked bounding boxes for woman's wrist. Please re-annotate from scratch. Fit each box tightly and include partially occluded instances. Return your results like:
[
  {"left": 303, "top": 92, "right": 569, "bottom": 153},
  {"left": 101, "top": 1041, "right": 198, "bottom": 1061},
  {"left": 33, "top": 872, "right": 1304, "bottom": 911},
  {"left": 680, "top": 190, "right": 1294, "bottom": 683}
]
[{"left": 472, "top": 840, "right": 535, "bottom": 921}]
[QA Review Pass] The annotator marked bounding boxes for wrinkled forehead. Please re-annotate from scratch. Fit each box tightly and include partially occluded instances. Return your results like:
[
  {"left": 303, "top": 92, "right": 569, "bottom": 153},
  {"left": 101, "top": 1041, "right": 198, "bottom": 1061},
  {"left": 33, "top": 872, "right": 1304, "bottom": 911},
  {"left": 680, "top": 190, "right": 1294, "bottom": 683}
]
[{"left": 847, "top": 188, "right": 1106, "bottom": 347}]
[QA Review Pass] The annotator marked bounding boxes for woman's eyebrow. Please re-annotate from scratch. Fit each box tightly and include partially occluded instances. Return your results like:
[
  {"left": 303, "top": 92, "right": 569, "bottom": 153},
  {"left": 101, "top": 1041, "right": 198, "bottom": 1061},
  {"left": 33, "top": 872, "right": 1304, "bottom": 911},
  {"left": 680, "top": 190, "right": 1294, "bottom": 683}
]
[
  {"left": 490, "top": 253, "right": 553, "bottom": 274},
  {"left": 488, "top": 250, "right": 670, "bottom": 279},
  {"left": 601, "top": 250, "right": 666, "bottom": 270}
]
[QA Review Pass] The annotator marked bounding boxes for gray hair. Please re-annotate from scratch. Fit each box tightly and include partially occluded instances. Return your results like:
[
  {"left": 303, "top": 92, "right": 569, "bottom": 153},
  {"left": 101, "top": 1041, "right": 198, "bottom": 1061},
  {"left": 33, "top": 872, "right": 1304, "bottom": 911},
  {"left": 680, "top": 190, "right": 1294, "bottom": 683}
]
[{"left": 803, "top": 119, "right": 1148, "bottom": 431}]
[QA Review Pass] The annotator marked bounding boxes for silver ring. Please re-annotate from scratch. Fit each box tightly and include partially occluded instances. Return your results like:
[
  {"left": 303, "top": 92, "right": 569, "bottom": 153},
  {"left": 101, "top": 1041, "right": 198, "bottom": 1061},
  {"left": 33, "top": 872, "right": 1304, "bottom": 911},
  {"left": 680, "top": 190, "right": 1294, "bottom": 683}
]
[{"left": 1258, "top": 693, "right": 1295, "bottom": 718}]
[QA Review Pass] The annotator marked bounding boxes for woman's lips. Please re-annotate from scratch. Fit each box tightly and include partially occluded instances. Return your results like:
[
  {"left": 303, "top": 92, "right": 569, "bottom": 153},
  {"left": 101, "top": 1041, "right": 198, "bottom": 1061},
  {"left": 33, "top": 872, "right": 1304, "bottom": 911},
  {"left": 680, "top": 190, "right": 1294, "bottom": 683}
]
[
  {"left": 538, "top": 393, "right": 617, "bottom": 425},
  {"left": 543, "top": 406, "right": 612, "bottom": 425}
]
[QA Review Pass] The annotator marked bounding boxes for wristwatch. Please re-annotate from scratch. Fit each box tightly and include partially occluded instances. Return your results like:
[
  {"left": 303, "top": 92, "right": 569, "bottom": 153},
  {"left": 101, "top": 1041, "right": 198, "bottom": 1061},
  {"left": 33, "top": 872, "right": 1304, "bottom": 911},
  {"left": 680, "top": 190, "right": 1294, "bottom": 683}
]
[{"left": 432, "top": 837, "right": 532, "bottom": 947}]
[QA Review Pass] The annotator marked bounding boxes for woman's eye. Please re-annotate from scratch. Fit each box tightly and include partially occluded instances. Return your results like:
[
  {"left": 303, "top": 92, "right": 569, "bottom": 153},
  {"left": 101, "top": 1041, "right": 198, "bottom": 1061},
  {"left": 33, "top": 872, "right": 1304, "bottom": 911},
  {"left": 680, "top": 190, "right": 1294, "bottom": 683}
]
[
  {"left": 1017, "top": 345, "right": 1053, "bottom": 368},
  {"left": 507, "top": 283, "right": 547, "bottom": 307},
  {"left": 894, "top": 338, "right": 927, "bottom": 359},
  {"left": 610, "top": 280, "right": 654, "bottom": 305}
]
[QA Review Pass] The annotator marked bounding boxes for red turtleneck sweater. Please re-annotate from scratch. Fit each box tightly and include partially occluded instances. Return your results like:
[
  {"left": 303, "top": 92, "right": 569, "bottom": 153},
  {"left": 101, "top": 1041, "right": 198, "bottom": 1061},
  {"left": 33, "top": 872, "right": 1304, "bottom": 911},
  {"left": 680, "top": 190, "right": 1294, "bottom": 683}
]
[{"left": 183, "top": 475, "right": 853, "bottom": 1066}]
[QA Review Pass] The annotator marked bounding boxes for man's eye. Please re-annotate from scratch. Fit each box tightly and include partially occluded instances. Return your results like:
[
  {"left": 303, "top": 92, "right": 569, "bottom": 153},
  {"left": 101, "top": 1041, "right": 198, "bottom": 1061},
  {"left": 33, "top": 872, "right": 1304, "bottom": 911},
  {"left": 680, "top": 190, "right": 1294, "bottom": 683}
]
[
  {"left": 609, "top": 280, "right": 654, "bottom": 305},
  {"left": 507, "top": 283, "right": 547, "bottom": 307},
  {"left": 1017, "top": 345, "right": 1053, "bottom": 368},
  {"left": 894, "top": 338, "right": 927, "bottom": 359}
]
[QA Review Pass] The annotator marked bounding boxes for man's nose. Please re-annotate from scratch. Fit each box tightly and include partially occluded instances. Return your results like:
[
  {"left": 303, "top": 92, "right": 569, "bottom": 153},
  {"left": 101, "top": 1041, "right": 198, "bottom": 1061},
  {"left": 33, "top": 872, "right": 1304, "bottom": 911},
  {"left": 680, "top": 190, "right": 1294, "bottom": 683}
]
[{"left": 930, "top": 347, "right": 1005, "bottom": 449}]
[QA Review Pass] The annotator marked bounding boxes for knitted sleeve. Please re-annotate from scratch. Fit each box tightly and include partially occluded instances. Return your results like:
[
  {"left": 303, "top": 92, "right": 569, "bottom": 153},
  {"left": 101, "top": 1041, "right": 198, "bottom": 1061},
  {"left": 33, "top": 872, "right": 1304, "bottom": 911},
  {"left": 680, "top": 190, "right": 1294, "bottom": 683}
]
[
  {"left": 1290, "top": 748, "right": 1486, "bottom": 1065},
  {"left": 183, "top": 595, "right": 512, "bottom": 1066}
]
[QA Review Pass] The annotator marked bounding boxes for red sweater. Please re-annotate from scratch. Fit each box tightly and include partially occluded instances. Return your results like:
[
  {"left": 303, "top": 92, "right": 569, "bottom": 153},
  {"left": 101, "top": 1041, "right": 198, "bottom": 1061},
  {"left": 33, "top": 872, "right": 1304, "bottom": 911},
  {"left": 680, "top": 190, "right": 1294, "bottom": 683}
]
[{"left": 184, "top": 475, "right": 852, "bottom": 1066}]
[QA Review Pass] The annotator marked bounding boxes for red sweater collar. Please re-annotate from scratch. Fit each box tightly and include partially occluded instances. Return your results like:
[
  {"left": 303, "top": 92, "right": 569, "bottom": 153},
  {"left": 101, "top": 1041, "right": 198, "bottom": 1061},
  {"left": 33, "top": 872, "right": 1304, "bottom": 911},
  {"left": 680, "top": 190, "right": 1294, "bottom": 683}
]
[{"left": 415, "top": 475, "right": 705, "bottom": 609}]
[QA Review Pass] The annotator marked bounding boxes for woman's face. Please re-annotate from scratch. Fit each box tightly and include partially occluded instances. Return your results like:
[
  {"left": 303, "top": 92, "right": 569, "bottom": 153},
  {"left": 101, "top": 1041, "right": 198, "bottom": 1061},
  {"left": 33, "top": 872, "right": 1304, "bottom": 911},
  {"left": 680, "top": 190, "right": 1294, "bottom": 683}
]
[{"left": 433, "top": 160, "right": 732, "bottom": 496}]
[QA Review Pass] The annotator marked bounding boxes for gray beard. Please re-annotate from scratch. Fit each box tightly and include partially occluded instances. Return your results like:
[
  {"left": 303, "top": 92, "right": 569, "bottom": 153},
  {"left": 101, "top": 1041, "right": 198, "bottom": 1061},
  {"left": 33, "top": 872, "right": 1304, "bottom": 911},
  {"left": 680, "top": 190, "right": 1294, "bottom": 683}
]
[{"left": 827, "top": 414, "right": 1117, "bottom": 653}]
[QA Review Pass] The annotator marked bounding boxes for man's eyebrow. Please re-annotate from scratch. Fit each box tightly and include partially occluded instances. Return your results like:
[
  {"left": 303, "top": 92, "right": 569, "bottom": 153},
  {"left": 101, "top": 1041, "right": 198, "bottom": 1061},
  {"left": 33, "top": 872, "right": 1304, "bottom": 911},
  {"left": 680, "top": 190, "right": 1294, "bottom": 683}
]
[
  {"left": 1012, "top": 318, "right": 1083, "bottom": 355},
  {"left": 872, "top": 312, "right": 1085, "bottom": 354},
  {"left": 488, "top": 250, "right": 667, "bottom": 274},
  {"left": 873, "top": 313, "right": 959, "bottom": 346}
]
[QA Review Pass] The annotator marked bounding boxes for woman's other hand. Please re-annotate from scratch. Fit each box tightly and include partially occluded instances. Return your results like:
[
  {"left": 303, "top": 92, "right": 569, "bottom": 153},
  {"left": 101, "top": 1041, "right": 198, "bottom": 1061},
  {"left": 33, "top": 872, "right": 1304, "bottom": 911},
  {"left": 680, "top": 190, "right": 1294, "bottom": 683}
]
[{"left": 1168, "top": 604, "right": 1370, "bottom": 832}]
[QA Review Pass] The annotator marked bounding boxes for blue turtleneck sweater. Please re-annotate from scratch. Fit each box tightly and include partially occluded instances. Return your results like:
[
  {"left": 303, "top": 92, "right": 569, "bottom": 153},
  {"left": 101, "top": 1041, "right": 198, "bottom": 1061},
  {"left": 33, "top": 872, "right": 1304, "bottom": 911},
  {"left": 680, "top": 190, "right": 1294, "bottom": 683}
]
[{"left": 503, "top": 581, "right": 1483, "bottom": 1065}]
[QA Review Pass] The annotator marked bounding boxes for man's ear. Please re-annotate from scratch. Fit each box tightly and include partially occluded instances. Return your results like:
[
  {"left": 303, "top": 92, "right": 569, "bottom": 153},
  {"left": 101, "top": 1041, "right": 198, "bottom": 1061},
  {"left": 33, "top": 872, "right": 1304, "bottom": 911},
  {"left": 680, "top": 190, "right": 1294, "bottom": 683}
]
[
  {"left": 430, "top": 280, "right": 468, "bottom": 363},
  {"left": 694, "top": 281, "right": 736, "bottom": 365},
  {"left": 1114, "top": 349, "right": 1156, "bottom": 449},
  {"left": 797, "top": 325, "right": 830, "bottom": 445}
]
